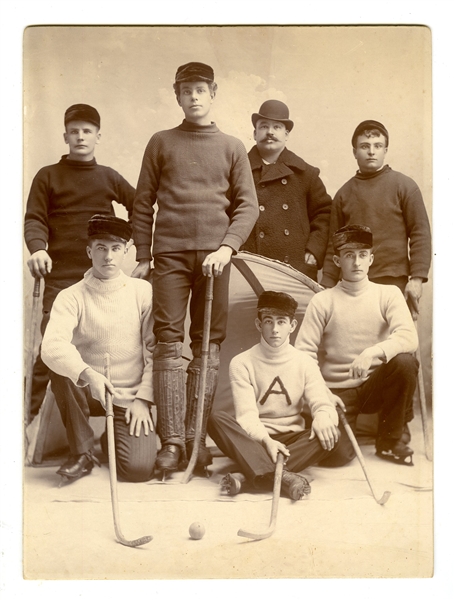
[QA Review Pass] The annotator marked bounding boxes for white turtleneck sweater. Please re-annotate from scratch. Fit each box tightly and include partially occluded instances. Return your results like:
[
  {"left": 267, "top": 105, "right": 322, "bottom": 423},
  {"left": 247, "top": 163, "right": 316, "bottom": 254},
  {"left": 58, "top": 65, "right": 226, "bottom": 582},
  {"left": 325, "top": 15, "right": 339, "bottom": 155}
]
[
  {"left": 229, "top": 336, "right": 338, "bottom": 442},
  {"left": 42, "top": 269, "right": 155, "bottom": 408},
  {"left": 295, "top": 278, "right": 418, "bottom": 389}
]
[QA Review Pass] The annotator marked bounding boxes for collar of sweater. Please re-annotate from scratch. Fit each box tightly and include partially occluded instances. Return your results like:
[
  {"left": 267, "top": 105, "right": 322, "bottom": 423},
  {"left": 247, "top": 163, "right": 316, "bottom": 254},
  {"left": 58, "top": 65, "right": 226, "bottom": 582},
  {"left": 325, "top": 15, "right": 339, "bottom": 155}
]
[
  {"left": 258, "top": 335, "right": 293, "bottom": 360},
  {"left": 178, "top": 120, "right": 219, "bottom": 133},
  {"left": 248, "top": 145, "right": 307, "bottom": 173},
  {"left": 338, "top": 277, "right": 371, "bottom": 296},
  {"left": 60, "top": 155, "right": 97, "bottom": 168},
  {"left": 355, "top": 164, "right": 391, "bottom": 180},
  {"left": 83, "top": 268, "right": 128, "bottom": 292}
]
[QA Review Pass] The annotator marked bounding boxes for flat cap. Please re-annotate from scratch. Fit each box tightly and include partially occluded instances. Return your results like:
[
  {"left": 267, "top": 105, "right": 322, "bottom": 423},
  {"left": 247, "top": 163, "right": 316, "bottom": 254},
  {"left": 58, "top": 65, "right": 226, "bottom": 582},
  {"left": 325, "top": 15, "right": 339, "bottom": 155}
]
[
  {"left": 352, "top": 120, "right": 388, "bottom": 146},
  {"left": 64, "top": 104, "right": 101, "bottom": 128},
  {"left": 333, "top": 225, "right": 373, "bottom": 253},
  {"left": 175, "top": 62, "right": 214, "bottom": 83},
  {"left": 87, "top": 214, "right": 132, "bottom": 242},
  {"left": 257, "top": 290, "right": 298, "bottom": 319}
]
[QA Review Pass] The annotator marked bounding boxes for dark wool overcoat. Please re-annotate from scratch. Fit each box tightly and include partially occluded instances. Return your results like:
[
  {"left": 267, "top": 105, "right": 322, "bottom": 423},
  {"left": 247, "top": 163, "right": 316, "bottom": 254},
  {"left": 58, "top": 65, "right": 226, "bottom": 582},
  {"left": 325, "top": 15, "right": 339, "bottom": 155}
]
[{"left": 242, "top": 146, "right": 332, "bottom": 279}]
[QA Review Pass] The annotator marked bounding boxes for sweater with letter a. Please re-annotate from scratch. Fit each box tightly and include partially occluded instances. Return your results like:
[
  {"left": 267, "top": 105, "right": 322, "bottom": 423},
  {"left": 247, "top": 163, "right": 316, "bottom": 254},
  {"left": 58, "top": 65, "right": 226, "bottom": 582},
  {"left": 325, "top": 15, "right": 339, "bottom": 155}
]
[
  {"left": 42, "top": 269, "right": 155, "bottom": 408},
  {"left": 229, "top": 337, "right": 338, "bottom": 442},
  {"left": 133, "top": 120, "right": 259, "bottom": 260}
]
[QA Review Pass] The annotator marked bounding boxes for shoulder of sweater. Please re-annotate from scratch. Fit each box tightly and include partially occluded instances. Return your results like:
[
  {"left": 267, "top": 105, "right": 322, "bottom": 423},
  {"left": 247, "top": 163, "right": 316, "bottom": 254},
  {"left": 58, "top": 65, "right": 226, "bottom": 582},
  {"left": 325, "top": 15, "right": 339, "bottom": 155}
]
[{"left": 230, "top": 344, "right": 260, "bottom": 366}]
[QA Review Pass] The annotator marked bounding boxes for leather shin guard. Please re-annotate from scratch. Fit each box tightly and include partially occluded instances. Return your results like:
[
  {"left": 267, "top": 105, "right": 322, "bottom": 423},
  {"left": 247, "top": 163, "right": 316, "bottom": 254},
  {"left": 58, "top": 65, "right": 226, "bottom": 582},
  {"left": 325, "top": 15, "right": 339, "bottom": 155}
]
[
  {"left": 185, "top": 343, "right": 220, "bottom": 448},
  {"left": 153, "top": 342, "right": 186, "bottom": 448}
]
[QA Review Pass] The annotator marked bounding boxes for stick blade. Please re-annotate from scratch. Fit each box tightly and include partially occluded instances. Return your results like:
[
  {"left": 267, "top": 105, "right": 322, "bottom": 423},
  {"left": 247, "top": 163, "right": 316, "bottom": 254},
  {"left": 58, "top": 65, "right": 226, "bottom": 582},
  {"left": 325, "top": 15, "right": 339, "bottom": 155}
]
[
  {"left": 237, "top": 528, "right": 273, "bottom": 541},
  {"left": 377, "top": 491, "right": 391, "bottom": 506},
  {"left": 117, "top": 534, "right": 153, "bottom": 547}
]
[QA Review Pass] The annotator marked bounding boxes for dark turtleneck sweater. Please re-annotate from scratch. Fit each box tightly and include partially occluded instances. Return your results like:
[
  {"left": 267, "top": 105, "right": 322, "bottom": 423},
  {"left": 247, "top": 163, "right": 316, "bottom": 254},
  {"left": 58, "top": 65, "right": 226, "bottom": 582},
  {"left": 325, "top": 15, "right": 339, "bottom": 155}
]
[
  {"left": 24, "top": 155, "right": 135, "bottom": 287},
  {"left": 321, "top": 165, "right": 431, "bottom": 287},
  {"left": 132, "top": 120, "right": 258, "bottom": 260}
]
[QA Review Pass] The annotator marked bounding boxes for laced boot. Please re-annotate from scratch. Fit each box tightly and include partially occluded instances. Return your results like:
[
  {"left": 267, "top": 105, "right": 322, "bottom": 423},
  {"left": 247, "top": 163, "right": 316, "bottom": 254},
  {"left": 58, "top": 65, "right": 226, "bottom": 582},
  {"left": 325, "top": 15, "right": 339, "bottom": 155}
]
[
  {"left": 281, "top": 470, "right": 312, "bottom": 500},
  {"left": 184, "top": 343, "right": 220, "bottom": 473},
  {"left": 153, "top": 342, "right": 186, "bottom": 480},
  {"left": 57, "top": 450, "right": 100, "bottom": 486}
]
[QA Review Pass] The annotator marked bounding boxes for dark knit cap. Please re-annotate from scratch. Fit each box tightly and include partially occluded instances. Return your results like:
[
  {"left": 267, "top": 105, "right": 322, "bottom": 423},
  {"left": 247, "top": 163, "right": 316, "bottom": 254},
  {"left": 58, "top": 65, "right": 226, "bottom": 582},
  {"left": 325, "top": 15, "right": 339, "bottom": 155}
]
[
  {"left": 333, "top": 225, "right": 373, "bottom": 253},
  {"left": 252, "top": 99, "right": 294, "bottom": 132},
  {"left": 87, "top": 214, "right": 132, "bottom": 242},
  {"left": 351, "top": 120, "right": 388, "bottom": 147},
  {"left": 257, "top": 291, "right": 298, "bottom": 319},
  {"left": 64, "top": 104, "right": 101, "bottom": 128},
  {"left": 175, "top": 62, "right": 214, "bottom": 83}
]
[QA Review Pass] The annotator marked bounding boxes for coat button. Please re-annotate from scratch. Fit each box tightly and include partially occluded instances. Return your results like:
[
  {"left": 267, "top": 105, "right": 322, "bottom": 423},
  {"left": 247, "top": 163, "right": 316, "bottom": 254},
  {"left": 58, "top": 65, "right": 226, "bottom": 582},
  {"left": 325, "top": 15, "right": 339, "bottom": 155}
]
[
  {"left": 261, "top": 184, "right": 266, "bottom": 188},
  {"left": 282, "top": 203, "right": 288, "bottom": 210},
  {"left": 281, "top": 179, "right": 287, "bottom": 185},
  {"left": 284, "top": 256, "right": 289, "bottom": 263},
  {"left": 284, "top": 229, "right": 289, "bottom": 236},
  {"left": 259, "top": 231, "right": 265, "bottom": 238},
  {"left": 259, "top": 205, "right": 265, "bottom": 211}
]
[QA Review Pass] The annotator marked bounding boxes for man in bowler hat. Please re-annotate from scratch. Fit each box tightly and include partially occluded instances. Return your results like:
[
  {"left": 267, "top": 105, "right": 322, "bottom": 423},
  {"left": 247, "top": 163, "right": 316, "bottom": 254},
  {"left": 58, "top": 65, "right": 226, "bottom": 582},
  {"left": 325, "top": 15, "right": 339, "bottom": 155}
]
[{"left": 242, "top": 99, "right": 331, "bottom": 280}]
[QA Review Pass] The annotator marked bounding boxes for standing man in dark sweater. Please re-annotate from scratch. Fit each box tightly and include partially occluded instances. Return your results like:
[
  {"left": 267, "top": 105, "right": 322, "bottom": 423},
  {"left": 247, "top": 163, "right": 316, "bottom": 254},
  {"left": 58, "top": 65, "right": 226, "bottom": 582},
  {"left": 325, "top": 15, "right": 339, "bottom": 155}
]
[
  {"left": 24, "top": 104, "right": 135, "bottom": 418},
  {"left": 321, "top": 120, "right": 431, "bottom": 315},
  {"left": 242, "top": 100, "right": 332, "bottom": 280},
  {"left": 132, "top": 62, "right": 258, "bottom": 477}
]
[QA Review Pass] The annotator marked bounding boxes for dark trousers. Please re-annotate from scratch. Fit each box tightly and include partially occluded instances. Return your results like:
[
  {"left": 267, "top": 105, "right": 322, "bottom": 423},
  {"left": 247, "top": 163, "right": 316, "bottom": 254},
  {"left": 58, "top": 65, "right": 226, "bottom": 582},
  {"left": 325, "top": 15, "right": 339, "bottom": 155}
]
[
  {"left": 319, "top": 353, "right": 418, "bottom": 467},
  {"left": 50, "top": 372, "right": 157, "bottom": 482},
  {"left": 152, "top": 251, "right": 231, "bottom": 347},
  {"left": 208, "top": 411, "right": 340, "bottom": 486},
  {"left": 30, "top": 281, "right": 76, "bottom": 419}
]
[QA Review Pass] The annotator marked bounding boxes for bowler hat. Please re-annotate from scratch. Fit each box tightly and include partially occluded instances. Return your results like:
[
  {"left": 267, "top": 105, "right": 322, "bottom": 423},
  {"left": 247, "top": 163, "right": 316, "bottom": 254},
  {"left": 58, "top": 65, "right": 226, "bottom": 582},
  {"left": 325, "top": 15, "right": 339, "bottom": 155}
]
[
  {"left": 257, "top": 290, "right": 298, "bottom": 319},
  {"left": 175, "top": 62, "right": 214, "bottom": 84},
  {"left": 64, "top": 104, "right": 101, "bottom": 128},
  {"left": 333, "top": 225, "right": 373, "bottom": 253},
  {"left": 252, "top": 100, "right": 294, "bottom": 132},
  {"left": 351, "top": 120, "right": 389, "bottom": 147},
  {"left": 87, "top": 214, "right": 132, "bottom": 242}
]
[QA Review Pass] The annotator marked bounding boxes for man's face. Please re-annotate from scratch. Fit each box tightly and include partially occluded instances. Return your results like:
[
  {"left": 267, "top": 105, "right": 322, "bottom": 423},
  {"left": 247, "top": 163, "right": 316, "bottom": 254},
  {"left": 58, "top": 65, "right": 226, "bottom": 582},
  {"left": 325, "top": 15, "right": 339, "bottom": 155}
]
[
  {"left": 353, "top": 133, "right": 388, "bottom": 173},
  {"left": 177, "top": 81, "right": 213, "bottom": 124},
  {"left": 254, "top": 118, "right": 289, "bottom": 157},
  {"left": 64, "top": 120, "right": 100, "bottom": 161},
  {"left": 333, "top": 248, "right": 374, "bottom": 283},
  {"left": 255, "top": 313, "right": 297, "bottom": 348},
  {"left": 87, "top": 238, "right": 127, "bottom": 280}
]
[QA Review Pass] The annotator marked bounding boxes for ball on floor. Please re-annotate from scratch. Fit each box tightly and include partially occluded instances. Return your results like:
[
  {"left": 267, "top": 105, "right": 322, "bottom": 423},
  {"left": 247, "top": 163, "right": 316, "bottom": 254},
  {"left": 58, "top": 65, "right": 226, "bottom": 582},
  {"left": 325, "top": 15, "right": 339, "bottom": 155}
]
[{"left": 189, "top": 522, "right": 205, "bottom": 540}]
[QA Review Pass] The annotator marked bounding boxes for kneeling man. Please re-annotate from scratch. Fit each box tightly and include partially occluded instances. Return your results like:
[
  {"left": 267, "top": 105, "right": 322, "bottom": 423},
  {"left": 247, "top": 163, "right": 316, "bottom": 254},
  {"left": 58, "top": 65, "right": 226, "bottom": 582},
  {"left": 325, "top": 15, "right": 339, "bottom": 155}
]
[
  {"left": 42, "top": 215, "right": 157, "bottom": 484},
  {"left": 208, "top": 291, "right": 340, "bottom": 500},
  {"left": 296, "top": 225, "right": 418, "bottom": 465}
]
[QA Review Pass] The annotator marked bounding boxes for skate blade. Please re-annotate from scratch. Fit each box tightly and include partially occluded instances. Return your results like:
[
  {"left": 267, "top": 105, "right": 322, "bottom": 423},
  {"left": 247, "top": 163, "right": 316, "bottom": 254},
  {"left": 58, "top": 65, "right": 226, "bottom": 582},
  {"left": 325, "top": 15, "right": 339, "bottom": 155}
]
[{"left": 376, "top": 451, "right": 414, "bottom": 466}]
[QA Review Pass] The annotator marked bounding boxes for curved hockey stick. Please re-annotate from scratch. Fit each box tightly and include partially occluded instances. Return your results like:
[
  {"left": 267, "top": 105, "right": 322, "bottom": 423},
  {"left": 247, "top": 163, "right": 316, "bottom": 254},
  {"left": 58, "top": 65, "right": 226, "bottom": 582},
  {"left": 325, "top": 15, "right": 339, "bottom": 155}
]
[
  {"left": 238, "top": 452, "right": 285, "bottom": 540},
  {"left": 104, "top": 354, "right": 152, "bottom": 547},
  {"left": 181, "top": 275, "right": 214, "bottom": 484},
  {"left": 338, "top": 410, "right": 391, "bottom": 505}
]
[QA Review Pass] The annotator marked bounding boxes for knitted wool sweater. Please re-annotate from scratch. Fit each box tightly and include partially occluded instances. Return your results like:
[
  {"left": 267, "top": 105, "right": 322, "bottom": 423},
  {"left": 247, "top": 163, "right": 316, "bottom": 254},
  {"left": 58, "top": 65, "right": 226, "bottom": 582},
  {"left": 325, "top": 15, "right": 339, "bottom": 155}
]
[
  {"left": 229, "top": 337, "right": 338, "bottom": 442},
  {"left": 295, "top": 278, "right": 418, "bottom": 389},
  {"left": 24, "top": 155, "right": 135, "bottom": 286},
  {"left": 133, "top": 120, "right": 259, "bottom": 260},
  {"left": 321, "top": 166, "right": 431, "bottom": 287},
  {"left": 41, "top": 269, "right": 155, "bottom": 408}
]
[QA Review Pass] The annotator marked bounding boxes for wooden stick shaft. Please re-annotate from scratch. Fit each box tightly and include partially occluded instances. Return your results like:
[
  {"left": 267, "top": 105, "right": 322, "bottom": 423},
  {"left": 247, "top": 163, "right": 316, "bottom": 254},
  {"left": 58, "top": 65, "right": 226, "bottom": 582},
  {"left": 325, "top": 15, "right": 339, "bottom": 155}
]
[
  {"left": 181, "top": 275, "right": 214, "bottom": 484},
  {"left": 268, "top": 452, "right": 285, "bottom": 527},
  {"left": 24, "top": 277, "right": 41, "bottom": 430},
  {"left": 415, "top": 344, "right": 432, "bottom": 461}
]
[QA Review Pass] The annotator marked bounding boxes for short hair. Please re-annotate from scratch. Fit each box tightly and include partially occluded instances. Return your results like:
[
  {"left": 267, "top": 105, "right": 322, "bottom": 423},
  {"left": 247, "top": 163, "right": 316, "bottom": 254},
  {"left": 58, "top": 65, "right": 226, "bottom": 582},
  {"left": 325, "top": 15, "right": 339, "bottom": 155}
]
[
  {"left": 173, "top": 80, "right": 218, "bottom": 99},
  {"left": 356, "top": 128, "right": 388, "bottom": 146}
]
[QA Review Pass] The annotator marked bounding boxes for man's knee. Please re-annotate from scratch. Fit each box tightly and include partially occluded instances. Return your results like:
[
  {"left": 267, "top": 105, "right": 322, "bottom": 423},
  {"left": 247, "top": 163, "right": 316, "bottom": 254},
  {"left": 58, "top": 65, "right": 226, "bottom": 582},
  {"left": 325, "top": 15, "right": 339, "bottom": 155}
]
[
  {"left": 153, "top": 341, "right": 184, "bottom": 369},
  {"left": 116, "top": 440, "right": 157, "bottom": 483},
  {"left": 389, "top": 353, "right": 419, "bottom": 377},
  {"left": 319, "top": 431, "right": 355, "bottom": 467}
]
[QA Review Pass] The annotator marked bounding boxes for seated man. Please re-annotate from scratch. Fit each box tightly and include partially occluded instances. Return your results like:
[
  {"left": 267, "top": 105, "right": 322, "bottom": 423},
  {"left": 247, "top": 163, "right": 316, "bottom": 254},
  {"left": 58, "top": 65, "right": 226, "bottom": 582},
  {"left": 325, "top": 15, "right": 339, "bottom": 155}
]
[
  {"left": 208, "top": 291, "right": 340, "bottom": 500},
  {"left": 296, "top": 225, "right": 419, "bottom": 466},
  {"left": 42, "top": 215, "right": 157, "bottom": 484}
]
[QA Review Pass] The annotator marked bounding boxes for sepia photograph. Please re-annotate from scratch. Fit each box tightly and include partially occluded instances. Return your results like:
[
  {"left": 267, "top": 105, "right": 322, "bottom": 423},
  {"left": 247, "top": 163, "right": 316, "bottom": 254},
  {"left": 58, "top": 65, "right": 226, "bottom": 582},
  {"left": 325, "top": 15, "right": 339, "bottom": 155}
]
[
  {"left": 21, "top": 23, "right": 434, "bottom": 581},
  {"left": 2, "top": 2, "right": 450, "bottom": 595}
]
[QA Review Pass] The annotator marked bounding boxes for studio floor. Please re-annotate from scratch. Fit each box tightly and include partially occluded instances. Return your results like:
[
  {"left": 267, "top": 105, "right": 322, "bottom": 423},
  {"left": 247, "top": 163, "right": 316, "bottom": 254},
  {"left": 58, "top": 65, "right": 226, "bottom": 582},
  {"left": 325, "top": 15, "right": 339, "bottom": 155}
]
[{"left": 23, "top": 410, "right": 433, "bottom": 581}]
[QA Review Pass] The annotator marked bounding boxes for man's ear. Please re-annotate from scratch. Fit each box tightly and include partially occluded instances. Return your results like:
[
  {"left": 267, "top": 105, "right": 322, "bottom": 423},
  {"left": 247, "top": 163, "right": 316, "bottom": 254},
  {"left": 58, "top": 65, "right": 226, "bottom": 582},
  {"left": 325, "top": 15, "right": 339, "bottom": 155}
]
[
  {"left": 352, "top": 147, "right": 358, "bottom": 159},
  {"left": 289, "top": 318, "right": 297, "bottom": 333},
  {"left": 255, "top": 317, "right": 262, "bottom": 333},
  {"left": 96, "top": 132, "right": 101, "bottom": 145},
  {"left": 63, "top": 132, "right": 69, "bottom": 145},
  {"left": 253, "top": 129, "right": 257, "bottom": 141},
  {"left": 333, "top": 254, "right": 341, "bottom": 268},
  {"left": 86, "top": 245, "right": 92, "bottom": 259},
  {"left": 369, "top": 253, "right": 374, "bottom": 266}
]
